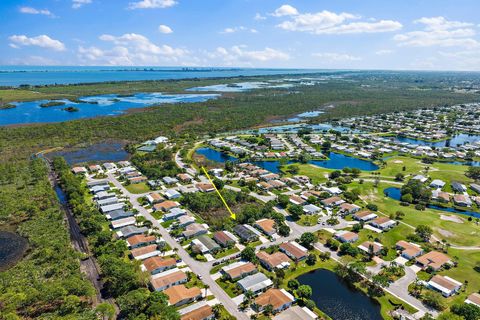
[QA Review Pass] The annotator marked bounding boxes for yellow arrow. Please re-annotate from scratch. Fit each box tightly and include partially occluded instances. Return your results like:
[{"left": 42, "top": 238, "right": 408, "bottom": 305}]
[{"left": 201, "top": 166, "right": 236, "bottom": 220}]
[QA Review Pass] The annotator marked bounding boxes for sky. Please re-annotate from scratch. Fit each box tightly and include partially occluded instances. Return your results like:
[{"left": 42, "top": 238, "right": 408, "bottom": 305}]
[{"left": 1, "top": 0, "right": 480, "bottom": 70}]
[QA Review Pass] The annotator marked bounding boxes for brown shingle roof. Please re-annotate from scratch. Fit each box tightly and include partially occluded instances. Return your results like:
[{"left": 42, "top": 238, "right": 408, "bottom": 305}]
[
  {"left": 256, "top": 251, "right": 290, "bottom": 269},
  {"left": 130, "top": 244, "right": 158, "bottom": 258},
  {"left": 224, "top": 262, "right": 257, "bottom": 279},
  {"left": 150, "top": 270, "right": 187, "bottom": 290},
  {"left": 416, "top": 251, "right": 450, "bottom": 269},
  {"left": 279, "top": 242, "right": 307, "bottom": 260},
  {"left": 126, "top": 234, "right": 156, "bottom": 247}
]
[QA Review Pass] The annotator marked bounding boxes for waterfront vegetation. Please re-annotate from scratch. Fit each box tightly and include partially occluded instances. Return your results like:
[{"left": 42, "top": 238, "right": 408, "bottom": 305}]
[{"left": 1, "top": 72, "right": 479, "bottom": 163}]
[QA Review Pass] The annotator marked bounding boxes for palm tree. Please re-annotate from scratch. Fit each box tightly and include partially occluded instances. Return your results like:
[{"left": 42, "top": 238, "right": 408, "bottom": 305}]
[{"left": 204, "top": 284, "right": 210, "bottom": 298}]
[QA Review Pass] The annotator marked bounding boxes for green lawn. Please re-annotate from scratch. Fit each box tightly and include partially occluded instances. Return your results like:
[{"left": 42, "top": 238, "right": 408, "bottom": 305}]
[
  {"left": 297, "top": 214, "right": 320, "bottom": 226},
  {"left": 215, "top": 278, "right": 242, "bottom": 298},
  {"left": 214, "top": 247, "right": 239, "bottom": 259},
  {"left": 125, "top": 182, "right": 150, "bottom": 194}
]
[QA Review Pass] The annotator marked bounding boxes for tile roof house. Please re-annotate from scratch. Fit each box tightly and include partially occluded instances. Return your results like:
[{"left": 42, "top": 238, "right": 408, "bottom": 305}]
[
  {"left": 146, "top": 192, "right": 164, "bottom": 204},
  {"left": 256, "top": 251, "right": 291, "bottom": 271},
  {"left": 150, "top": 268, "right": 187, "bottom": 291},
  {"left": 253, "top": 288, "right": 295, "bottom": 313},
  {"left": 427, "top": 275, "right": 462, "bottom": 297},
  {"left": 289, "top": 195, "right": 307, "bottom": 206},
  {"left": 416, "top": 251, "right": 452, "bottom": 271},
  {"left": 396, "top": 241, "right": 423, "bottom": 260},
  {"left": 142, "top": 256, "right": 177, "bottom": 275},
  {"left": 237, "top": 273, "right": 273, "bottom": 294},
  {"left": 221, "top": 261, "right": 258, "bottom": 281},
  {"left": 279, "top": 242, "right": 308, "bottom": 261},
  {"left": 255, "top": 218, "right": 276, "bottom": 236},
  {"left": 453, "top": 194, "right": 472, "bottom": 207},
  {"left": 164, "top": 284, "right": 202, "bottom": 307}
]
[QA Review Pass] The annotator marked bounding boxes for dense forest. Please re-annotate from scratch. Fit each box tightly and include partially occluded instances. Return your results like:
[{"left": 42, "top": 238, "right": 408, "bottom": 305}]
[
  {"left": 1, "top": 72, "right": 478, "bottom": 162},
  {"left": 0, "top": 159, "right": 96, "bottom": 319}
]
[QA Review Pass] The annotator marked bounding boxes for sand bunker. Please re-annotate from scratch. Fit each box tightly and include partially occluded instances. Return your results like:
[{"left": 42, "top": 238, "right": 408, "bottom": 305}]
[{"left": 440, "top": 215, "right": 464, "bottom": 223}]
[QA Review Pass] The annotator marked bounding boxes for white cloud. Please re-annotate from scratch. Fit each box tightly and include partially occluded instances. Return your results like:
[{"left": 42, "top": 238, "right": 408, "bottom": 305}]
[
  {"left": 208, "top": 45, "right": 289, "bottom": 66},
  {"left": 128, "top": 0, "right": 177, "bottom": 10},
  {"left": 78, "top": 33, "right": 187, "bottom": 65},
  {"left": 394, "top": 16, "right": 479, "bottom": 48},
  {"left": 254, "top": 13, "right": 266, "bottom": 21},
  {"left": 272, "top": 4, "right": 299, "bottom": 17},
  {"left": 375, "top": 49, "right": 393, "bottom": 55},
  {"left": 158, "top": 24, "right": 173, "bottom": 34},
  {"left": 72, "top": 0, "right": 92, "bottom": 9},
  {"left": 275, "top": 7, "right": 402, "bottom": 34},
  {"left": 312, "top": 52, "right": 362, "bottom": 61},
  {"left": 220, "top": 26, "right": 257, "bottom": 34},
  {"left": 9, "top": 35, "right": 66, "bottom": 51},
  {"left": 19, "top": 7, "right": 53, "bottom": 16}
]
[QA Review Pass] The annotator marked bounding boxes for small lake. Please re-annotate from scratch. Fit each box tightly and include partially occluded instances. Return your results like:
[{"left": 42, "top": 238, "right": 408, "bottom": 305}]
[
  {"left": 0, "top": 92, "right": 219, "bottom": 126},
  {"left": 298, "top": 269, "right": 382, "bottom": 320},
  {"left": 195, "top": 147, "right": 378, "bottom": 173},
  {"left": 187, "top": 81, "right": 294, "bottom": 92},
  {"left": 47, "top": 142, "right": 129, "bottom": 165},
  {"left": 395, "top": 134, "right": 480, "bottom": 148},
  {"left": 383, "top": 187, "right": 480, "bottom": 219},
  {"left": 0, "top": 231, "right": 28, "bottom": 271}
]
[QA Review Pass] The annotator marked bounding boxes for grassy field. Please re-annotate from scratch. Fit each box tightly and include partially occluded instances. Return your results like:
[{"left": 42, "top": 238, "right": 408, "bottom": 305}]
[{"left": 125, "top": 182, "right": 150, "bottom": 194}]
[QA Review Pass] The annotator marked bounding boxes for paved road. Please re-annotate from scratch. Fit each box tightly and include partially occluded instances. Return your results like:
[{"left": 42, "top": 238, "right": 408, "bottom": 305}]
[{"left": 107, "top": 173, "right": 249, "bottom": 320}]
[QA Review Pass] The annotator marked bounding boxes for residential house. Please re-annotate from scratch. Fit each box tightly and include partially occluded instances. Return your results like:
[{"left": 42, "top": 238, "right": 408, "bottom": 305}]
[
  {"left": 116, "top": 225, "right": 148, "bottom": 238},
  {"left": 179, "top": 301, "right": 214, "bottom": 320},
  {"left": 289, "top": 195, "right": 306, "bottom": 206},
  {"left": 253, "top": 288, "right": 295, "bottom": 314},
  {"left": 182, "top": 223, "right": 208, "bottom": 239},
  {"left": 221, "top": 261, "right": 257, "bottom": 281},
  {"left": 427, "top": 275, "right": 462, "bottom": 297},
  {"left": 105, "top": 209, "right": 134, "bottom": 221},
  {"left": 453, "top": 194, "right": 472, "bottom": 207},
  {"left": 237, "top": 273, "right": 273, "bottom": 294},
  {"left": 146, "top": 192, "right": 164, "bottom": 204},
  {"left": 72, "top": 167, "right": 87, "bottom": 175},
  {"left": 470, "top": 183, "right": 480, "bottom": 194},
  {"left": 255, "top": 219, "right": 276, "bottom": 236},
  {"left": 279, "top": 242, "right": 308, "bottom": 261},
  {"left": 164, "top": 208, "right": 187, "bottom": 221},
  {"left": 126, "top": 234, "right": 157, "bottom": 249},
  {"left": 130, "top": 244, "right": 160, "bottom": 260},
  {"left": 150, "top": 268, "right": 187, "bottom": 291},
  {"left": 142, "top": 256, "right": 177, "bottom": 275},
  {"left": 273, "top": 306, "right": 318, "bottom": 320},
  {"left": 432, "top": 190, "right": 450, "bottom": 203},
  {"left": 153, "top": 201, "right": 180, "bottom": 212},
  {"left": 396, "top": 241, "right": 423, "bottom": 260},
  {"left": 303, "top": 204, "right": 322, "bottom": 215},
  {"left": 233, "top": 224, "right": 259, "bottom": 243},
  {"left": 177, "top": 173, "right": 193, "bottom": 183},
  {"left": 416, "top": 251, "right": 452, "bottom": 271},
  {"left": 334, "top": 231, "right": 359, "bottom": 243},
  {"left": 213, "top": 231, "right": 238, "bottom": 247},
  {"left": 353, "top": 210, "right": 378, "bottom": 222},
  {"left": 192, "top": 235, "right": 221, "bottom": 253},
  {"left": 358, "top": 241, "right": 383, "bottom": 256},
  {"left": 163, "top": 176, "right": 179, "bottom": 185},
  {"left": 321, "top": 196, "right": 345, "bottom": 207},
  {"left": 338, "top": 203, "right": 361, "bottom": 215},
  {"left": 164, "top": 285, "right": 202, "bottom": 307},
  {"left": 430, "top": 179, "right": 446, "bottom": 189},
  {"left": 465, "top": 293, "right": 480, "bottom": 308},
  {"left": 412, "top": 175, "right": 428, "bottom": 183},
  {"left": 195, "top": 183, "right": 215, "bottom": 193},
  {"left": 370, "top": 216, "right": 396, "bottom": 231},
  {"left": 451, "top": 181, "right": 467, "bottom": 193},
  {"left": 256, "top": 251, "right": 291, "bottom": 271},
  {"left": 110, "top": 217, "right": 136, "bottom": 230},
  {"left": 164, "top": 189, "right": 181, "bottom": 200}
]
